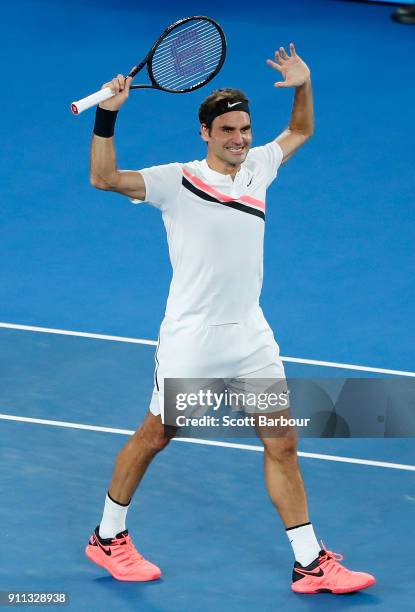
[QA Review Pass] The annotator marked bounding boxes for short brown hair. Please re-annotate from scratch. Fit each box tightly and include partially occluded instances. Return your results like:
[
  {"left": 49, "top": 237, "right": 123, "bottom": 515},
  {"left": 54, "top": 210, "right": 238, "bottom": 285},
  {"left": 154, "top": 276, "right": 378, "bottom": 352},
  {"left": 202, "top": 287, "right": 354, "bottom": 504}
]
[{"left": 198, "top": 88, "right": 249, "bottom": 130}]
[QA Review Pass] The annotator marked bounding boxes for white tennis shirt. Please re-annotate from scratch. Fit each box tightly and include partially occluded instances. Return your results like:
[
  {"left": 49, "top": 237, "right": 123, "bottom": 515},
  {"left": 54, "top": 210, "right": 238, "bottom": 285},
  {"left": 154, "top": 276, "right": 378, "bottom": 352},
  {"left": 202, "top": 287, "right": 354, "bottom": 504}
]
[{"left": 133, "top": 141, "right": 284, "bottom": 325}]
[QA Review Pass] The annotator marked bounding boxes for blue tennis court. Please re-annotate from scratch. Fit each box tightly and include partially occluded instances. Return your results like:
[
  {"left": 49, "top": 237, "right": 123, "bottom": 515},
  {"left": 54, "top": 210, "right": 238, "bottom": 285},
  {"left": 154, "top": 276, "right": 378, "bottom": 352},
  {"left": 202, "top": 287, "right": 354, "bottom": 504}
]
[{"left": 1, "top": 0, "right": 414, "bottom": 610}]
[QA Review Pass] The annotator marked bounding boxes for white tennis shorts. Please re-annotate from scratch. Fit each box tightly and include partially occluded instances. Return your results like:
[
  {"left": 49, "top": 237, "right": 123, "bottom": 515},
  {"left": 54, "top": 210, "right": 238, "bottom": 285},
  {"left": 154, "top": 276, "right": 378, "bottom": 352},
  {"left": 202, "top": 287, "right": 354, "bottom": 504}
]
[{"left": 149, "top": 308, "right": 286, "bottom": 419}]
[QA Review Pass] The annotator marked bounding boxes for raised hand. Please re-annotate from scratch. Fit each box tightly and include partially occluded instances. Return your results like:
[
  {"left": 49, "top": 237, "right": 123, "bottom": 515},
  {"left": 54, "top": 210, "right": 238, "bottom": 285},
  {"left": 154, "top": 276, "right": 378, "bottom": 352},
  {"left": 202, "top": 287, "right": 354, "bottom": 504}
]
[
  {"left": 267, "top": 43, "right": 310, "bottom": 88},
  {"left": 99, "top": 74, "right": 133, "bottom": 111}
]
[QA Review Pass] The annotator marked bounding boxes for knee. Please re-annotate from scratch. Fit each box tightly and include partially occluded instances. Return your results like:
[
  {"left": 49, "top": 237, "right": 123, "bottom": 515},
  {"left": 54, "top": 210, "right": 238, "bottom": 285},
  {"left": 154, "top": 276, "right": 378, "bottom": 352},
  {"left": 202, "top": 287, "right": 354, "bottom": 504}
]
[
  {"left": 149, "top": 432, "right": 172, "bottom": 454},
  {"left": 263, "top": 435, "right": 298, "bottom": 464},
  {"left": 138, "top": 430, "right": 171, "bottom": 455},
  {"left": 133, "top": 423, "right": 173, "bottom": 455}
]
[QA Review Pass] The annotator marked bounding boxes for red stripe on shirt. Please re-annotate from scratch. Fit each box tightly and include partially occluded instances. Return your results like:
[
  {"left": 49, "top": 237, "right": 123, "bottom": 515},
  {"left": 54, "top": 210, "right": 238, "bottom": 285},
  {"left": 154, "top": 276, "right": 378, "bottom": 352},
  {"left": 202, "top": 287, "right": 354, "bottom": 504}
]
[{"left": 182, "top": 167, "right": 265, "bottom": 213}]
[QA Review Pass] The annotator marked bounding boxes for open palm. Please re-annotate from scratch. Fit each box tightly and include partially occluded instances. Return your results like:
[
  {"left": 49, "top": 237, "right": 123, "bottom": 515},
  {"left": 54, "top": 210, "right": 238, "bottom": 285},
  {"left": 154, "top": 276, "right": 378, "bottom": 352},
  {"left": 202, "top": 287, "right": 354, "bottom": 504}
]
[{"left": 267, "top": 43, "right": 310, "bottom": 88}]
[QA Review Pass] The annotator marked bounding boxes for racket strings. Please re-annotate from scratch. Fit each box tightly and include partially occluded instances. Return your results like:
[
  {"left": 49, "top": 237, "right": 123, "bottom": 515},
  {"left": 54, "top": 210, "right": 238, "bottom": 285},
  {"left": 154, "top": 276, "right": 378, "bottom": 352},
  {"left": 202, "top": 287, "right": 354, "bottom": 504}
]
[
  {"left": 154, "top": 22, "right": 214, "bottom": 56},
  {"left": 152, "top": 44, "right": 222, "bottom": 89},
  {"left": 154, "top": 38, "right": 221, "bottom": 73},
  {"left": 158, "top": 58, "right": 222, "bottom": 89},
  {"left": 154, "top": 24, "right": 215, "bottom": 61},
  {"left": 154, "top": 37, "right": 220, "bottom": 73},
  {"left": 153, "top": 25, "right": 220, "bottom": 67},
  {"left": 154, "top": 50, "right": 222, "bottom": 86},
  {"left": 158, "top": 19, "right": 210, "bottom": 44},
  {"left": 151, "top": 19, "right": 224, "bottom": 92}
]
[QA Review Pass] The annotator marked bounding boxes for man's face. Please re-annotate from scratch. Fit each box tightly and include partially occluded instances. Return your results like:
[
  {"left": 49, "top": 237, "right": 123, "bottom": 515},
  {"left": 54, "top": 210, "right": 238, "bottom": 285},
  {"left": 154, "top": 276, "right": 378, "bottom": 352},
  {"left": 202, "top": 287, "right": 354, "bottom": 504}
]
[{"left": 201, "top": 111, "right": 252, "bottom": 168}]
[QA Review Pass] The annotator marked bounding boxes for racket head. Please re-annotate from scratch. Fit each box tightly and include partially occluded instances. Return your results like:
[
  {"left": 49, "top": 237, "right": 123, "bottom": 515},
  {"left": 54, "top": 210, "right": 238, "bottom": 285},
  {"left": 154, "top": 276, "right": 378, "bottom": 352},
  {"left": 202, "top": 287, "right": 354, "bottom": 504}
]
[{"left": 130, "top": 16, "right": 226, "bottom": 93}]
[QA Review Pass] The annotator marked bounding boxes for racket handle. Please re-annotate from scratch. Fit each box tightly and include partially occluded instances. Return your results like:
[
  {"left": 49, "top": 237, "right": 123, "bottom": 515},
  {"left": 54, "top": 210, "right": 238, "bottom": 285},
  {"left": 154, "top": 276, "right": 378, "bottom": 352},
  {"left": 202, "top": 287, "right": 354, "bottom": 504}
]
[{"left": 71, "top": 87, "right": 114, "bottom": 115}]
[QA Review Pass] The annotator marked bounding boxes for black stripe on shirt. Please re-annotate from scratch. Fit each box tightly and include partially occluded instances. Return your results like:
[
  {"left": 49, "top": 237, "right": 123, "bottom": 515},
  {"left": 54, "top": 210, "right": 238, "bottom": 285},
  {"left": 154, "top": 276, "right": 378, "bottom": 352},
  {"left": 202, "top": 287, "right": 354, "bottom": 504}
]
[{"left": 182, "top": 176, "right": 265, "bottom": 221}]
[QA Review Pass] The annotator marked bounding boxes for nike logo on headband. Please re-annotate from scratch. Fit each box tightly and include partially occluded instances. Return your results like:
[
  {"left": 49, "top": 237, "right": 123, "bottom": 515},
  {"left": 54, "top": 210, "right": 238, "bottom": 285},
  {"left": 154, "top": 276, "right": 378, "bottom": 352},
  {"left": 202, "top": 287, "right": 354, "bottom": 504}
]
[{"left": 227, "top": 101, "right": 242, "bottom": 108}]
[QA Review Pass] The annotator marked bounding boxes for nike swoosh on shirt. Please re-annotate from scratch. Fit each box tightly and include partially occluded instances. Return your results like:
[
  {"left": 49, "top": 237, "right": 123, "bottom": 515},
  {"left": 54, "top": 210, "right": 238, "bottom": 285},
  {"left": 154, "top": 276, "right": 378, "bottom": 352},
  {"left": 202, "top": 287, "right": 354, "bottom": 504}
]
[{"left": 227, "top": 101, "right": 242, "bottom": 108}]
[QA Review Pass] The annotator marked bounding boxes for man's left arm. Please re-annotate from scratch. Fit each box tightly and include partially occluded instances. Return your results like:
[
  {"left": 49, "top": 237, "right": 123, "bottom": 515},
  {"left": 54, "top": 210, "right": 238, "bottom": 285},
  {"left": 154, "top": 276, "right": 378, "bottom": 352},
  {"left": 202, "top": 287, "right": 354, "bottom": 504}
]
[{"left": 267, "top": 44, "right": 313, "bottom": 164}]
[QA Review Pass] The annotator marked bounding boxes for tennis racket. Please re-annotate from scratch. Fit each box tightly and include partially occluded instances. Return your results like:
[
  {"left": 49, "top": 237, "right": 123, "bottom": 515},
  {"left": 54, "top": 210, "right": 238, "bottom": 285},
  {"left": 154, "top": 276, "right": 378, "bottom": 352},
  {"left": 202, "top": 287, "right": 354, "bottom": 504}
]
[{"left": 71, "top": 16, "right": 226, "bottom": 115}]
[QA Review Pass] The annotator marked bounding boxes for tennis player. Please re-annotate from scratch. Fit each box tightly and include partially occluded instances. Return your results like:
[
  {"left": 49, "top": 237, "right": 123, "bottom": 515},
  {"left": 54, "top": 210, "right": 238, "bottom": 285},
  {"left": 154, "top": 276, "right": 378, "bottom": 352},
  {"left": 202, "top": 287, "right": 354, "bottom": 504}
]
[{"left": 85, "top": 44, "right": 375, "bottom": 595}]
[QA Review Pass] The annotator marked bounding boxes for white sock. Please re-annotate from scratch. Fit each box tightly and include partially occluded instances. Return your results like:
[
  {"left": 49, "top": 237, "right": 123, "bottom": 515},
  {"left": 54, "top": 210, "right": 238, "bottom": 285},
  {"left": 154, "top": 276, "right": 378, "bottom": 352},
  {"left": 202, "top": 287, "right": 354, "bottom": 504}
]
[
  {"left": 286, "top": 522, "right": 321, "bottom": 567},
  {"left": 98, "top": 492, "right": 130, "bottom": 539}
]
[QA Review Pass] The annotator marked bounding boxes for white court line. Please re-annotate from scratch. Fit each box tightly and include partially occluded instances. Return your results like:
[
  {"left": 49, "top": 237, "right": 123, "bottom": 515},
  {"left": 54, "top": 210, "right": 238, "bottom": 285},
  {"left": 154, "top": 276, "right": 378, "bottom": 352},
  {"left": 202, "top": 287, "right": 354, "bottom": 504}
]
[
  {"left": 1, "top": 321, "right": 414, "bottom": 377},
  {"left": 280, "top": 356, "right": 415, "bottom": 377},
  {"left": 0, "top": 322, "right": 157, "bottom": 347},
  {"left": 1, "top": 413, "right": 414, "bottom": 472}
]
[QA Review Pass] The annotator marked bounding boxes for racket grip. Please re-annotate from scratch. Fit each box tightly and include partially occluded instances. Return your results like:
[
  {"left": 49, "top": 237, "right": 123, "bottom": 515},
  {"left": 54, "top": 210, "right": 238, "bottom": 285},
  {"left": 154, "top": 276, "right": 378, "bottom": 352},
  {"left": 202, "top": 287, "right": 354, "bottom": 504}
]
[{"left": 71, "top": 87, "right": 114, "bottom": 115}]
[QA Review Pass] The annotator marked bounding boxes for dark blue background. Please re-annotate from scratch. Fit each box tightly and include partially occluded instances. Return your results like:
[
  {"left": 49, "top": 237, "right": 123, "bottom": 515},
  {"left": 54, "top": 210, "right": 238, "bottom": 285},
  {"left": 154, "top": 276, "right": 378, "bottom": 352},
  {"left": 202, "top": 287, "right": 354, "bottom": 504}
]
[{"left": 2, "top": 0, "right": 414, "bottom": 371}]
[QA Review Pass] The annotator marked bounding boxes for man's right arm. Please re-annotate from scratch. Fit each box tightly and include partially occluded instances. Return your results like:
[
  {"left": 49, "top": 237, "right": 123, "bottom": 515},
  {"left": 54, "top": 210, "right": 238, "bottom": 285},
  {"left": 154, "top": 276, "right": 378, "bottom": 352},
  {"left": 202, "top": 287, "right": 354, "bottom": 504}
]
[{"left": 90, "top": 74, "right": 146, "bottom": 202}]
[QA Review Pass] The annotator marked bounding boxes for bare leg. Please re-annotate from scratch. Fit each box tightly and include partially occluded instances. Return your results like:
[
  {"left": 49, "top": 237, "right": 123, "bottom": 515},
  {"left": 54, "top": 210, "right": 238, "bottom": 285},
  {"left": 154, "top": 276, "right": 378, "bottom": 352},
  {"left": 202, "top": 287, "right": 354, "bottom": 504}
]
[
  {"left": 108, "top": 411, "right": 176, "bottom": 504},
  {"left": 256, "top": 414, "right": 309, "bottom": 528}
]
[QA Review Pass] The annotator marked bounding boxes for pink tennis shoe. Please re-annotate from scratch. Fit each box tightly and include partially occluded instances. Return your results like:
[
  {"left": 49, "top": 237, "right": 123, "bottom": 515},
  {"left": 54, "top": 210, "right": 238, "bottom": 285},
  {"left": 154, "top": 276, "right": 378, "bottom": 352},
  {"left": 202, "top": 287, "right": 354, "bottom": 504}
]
[
  {"left": 292, "top": 547, "right": 375, "bottom": 594},
  {"left": 86, "top": 528, "right": 374, "bottom": 593},
  {"left": 86, "top": 527, "right": 162, "bottom": 582}
]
